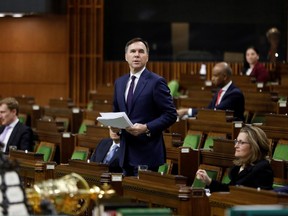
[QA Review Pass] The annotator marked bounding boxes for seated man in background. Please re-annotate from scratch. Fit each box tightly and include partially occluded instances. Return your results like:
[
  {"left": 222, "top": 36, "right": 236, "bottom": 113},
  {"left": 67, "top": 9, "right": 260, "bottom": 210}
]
[
  {"left": 90, "top": 128, "right": 122, "bottom": 173},
  {"left": 177, "top": 62, "right": 245, "bottom": 121},
  {"left": 0, "top": 97, "right": 34, "bottom": 153}
]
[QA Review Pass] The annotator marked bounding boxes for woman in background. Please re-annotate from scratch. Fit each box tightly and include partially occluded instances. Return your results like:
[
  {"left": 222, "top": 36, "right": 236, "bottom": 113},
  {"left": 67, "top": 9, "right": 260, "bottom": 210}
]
[
  {"left": 196, "top": 125, "right": 273, "bottom": 193},
  {"left": 242, "top": 46, "right": 270, "bottom": 83}
]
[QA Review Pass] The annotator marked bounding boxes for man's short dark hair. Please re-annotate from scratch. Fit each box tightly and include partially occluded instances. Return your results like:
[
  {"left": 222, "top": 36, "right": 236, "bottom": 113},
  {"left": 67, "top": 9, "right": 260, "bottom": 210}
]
[
  {"left": 0, "top": 97, "right": 19, "bottom": 115},
  {"left": 125, "top": 37, "right": 149, "bottom": 54}
]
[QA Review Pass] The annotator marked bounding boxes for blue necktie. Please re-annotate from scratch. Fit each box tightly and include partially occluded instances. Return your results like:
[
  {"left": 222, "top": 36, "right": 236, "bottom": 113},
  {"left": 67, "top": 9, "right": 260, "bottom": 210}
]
[
  {"left": 127, "top": 76, "right": 136, "bottom": 111},
  {"left": 103, "top": 145, "right": 119, "bottom": 164}
]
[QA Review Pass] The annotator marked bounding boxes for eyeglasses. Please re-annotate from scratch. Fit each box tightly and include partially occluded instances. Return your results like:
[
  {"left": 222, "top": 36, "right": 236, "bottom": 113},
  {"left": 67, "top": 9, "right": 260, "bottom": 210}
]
[{"left": 234, "top": 139, "right": 249, "bottom": 145}]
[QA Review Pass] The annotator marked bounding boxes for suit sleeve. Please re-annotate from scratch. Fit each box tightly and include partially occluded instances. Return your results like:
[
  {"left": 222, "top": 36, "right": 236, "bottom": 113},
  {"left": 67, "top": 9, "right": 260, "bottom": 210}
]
[
  {"left": 146, "top": 77, "right": 177, "bottom": 134},
  {"left": 19, "top": 126, "right": 34, "bottom": 152}
]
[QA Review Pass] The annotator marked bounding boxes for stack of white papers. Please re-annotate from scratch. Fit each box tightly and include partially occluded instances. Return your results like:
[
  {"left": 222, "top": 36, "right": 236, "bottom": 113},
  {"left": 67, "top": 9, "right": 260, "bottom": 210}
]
[{"left": 96, "top": 112, "right": 133, "bottom": 129}]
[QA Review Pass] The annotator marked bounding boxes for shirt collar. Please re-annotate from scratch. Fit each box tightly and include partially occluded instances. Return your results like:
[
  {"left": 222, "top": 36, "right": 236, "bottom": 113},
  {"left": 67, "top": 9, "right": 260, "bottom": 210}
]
[
  {"left": 221, "top": 80, "right": 232, "bottom": 91},
  {"left": 6, "top": 119, "right": 19, "bottom": 128},
  {"left": 130, "top": 67, "right": 145, "bottom": 80},
  {"left": 112, "top": 140, "right": 120, "bottom": 146}
]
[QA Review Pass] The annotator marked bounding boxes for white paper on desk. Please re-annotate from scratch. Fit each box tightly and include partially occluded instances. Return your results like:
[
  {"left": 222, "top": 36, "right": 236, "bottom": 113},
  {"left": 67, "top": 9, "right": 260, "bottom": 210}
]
[{"left": 97, "top": 112, "right": 133, "bottom": 129}]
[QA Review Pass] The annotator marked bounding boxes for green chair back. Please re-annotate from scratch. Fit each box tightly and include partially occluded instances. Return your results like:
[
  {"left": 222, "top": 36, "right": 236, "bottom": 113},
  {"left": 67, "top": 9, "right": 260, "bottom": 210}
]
[
  {"left": 78, "top": 123, "right": 87, "bottom": 134},
  {"left": 183, "top": 134, "right": 201, "bottom": 149},
  {"left": 168, "top": 80, "right": 180, "bottom": 97},
  {"left": 87, "top": 101, "right": 93, "bottom": 110},
  {"left": 273, "top": 140, "right": 288, "bottom": 160},
  {"left": 203, "top": 133, "right": 226, "bottom": 150},
  {"left": 118, "top": 208, "right": 172, "bottom": 216},
  {"left": 251, "top": 113, "right": 266, "bottom": 124},
  {"left": 18, "top": 114, "right": 27, "bottom": 124},
  {"left": 203, "top": 137, "right": 214, "bottom": 149},
  {"left": 36, "top": 146, "right": 52, "bottom": 162},
  {"left": 71, "top": 151, "right": 88, "bottom": 160},
  {"left": 158, "top": 163, "right": 169, "bottom": 174},
  {"left": 221, "top": 171, "right": 231, "bottom": 184}
]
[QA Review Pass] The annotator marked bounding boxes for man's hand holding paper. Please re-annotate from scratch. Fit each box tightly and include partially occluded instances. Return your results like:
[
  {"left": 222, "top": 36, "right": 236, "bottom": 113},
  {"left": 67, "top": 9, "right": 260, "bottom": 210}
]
[{"left": 96, "top": 112, "right": 133, "bottom": 129}]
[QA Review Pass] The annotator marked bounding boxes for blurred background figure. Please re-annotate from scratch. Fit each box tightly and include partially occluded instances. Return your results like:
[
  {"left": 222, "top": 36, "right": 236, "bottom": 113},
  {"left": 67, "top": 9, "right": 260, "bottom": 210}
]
[
  {"left": 0, "top": 97, "right": 34, "bottom": 154},
  {"left": 242, "top": 46, "right": 270, "bottom": 83},
  {"left": 266, "top": 27, "right": 281, "bottom": 63}
]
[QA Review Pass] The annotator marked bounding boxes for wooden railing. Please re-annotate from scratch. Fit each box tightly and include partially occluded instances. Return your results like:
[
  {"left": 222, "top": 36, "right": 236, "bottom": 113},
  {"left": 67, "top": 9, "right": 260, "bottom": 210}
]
[{"left": 103, "top": 61, "right": 275, "bottom": 86}]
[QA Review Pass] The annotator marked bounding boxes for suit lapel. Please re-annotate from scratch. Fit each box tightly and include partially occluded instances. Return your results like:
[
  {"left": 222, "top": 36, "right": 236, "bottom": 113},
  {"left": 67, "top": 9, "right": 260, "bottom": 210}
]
[
  {"left": 101, "top": 140, "right": 113, "bottom": 161},
  {"left": 216, "top": 84, "right": 234, "bottom": 106}
]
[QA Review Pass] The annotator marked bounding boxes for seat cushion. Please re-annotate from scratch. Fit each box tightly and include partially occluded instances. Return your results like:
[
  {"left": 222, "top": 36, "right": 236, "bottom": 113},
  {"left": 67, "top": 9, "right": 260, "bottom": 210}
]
[{"left": 71, "top": 151, "right": 87, "bottom": 160}]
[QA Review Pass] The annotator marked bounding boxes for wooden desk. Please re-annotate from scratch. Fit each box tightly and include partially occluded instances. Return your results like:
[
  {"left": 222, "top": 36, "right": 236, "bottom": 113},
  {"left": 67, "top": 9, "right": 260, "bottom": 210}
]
[
  {"left": 188, "top": 109, "right": 243, "bottom": 140},
  {"left": 55, "top": 160, "right": 124, "bottom": 216},
  {"left": 258, "top": 113, "right": 288, "bottom": 140},
  {"left": 163, "top": 132, "right": 182, "bottom": 166},
  {"left": 209, "top": 186, "right": 288, "bottom": 216},
  {"left": 201, "top": 138, "right": 235, "bottom": 168},
  {"left": 244, "top": 91, "right": 278, "bottom": 114},
  {"left": 43, "top": 106, "right": 83, "bottom": 133},
  {"left": 35, "top": 119, "right": 75, "bottom": 164},
  {"left": 55, "top": 160, "right": 109, "bottom": 187},
  {"left": 19, "top": 104, "right": 43, "bottom": 128},
  {"left": 76, "top": 125, "right": 109, "bottom": 151},
  {"left": 9, "top": 150, "right": 56, "bottom": 188},
  {"left": 122, "top": 171, "right": 192, "bottom": 216}
]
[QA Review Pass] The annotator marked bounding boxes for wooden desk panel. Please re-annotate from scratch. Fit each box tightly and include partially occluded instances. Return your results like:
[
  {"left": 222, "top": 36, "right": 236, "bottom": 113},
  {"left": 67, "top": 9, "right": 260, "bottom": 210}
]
[
  {"left": 9, "top": 150, "right": 56, "bottom": 188},
  {"left": 209, "top": 186, "right": 288, "bottom": 216},
  {"left": 122, "top": 177, "right": 192, "bottom": 215},
  {"left": 54, "top": 160, "right": 109, "bottom": 187}
]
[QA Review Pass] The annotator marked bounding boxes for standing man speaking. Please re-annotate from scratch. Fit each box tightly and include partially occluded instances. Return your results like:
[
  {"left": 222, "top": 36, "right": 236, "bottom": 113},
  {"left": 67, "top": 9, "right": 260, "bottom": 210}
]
[{"left": 112, "top": 38, "right": 177, "bottom": 176}]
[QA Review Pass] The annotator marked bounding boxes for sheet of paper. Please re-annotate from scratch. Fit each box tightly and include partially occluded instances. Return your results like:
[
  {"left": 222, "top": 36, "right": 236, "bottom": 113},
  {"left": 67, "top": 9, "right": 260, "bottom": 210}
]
[{"left": 97, "top": 112, "right": 133, "bottom": 129}]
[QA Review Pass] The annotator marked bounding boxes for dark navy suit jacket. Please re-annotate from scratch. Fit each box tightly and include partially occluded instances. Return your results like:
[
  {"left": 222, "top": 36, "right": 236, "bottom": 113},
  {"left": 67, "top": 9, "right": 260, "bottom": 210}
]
[
  {"left": 113, "top": 69, "right": 177, "bottom": 173},
  {"left": 0, "top": 121, "right": 34, "bottom": 153},
  {"left": 192, "top": 83, "right": 245, "bottom": 121},
  {"left": 90, "top": 138, "right": 122, "bottom": 172}
]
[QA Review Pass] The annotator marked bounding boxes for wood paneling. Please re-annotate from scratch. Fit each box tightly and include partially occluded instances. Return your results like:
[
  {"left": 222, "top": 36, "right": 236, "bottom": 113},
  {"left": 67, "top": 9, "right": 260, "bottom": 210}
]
[
  {"left": 68, "top": 0, "right": 104, "bottom": 105},
  {"left": 103, "top": 61, "right": 275, "bottom": 87},
  {"left": 0, "top": 15, "right": 68, "bottom": 106}
]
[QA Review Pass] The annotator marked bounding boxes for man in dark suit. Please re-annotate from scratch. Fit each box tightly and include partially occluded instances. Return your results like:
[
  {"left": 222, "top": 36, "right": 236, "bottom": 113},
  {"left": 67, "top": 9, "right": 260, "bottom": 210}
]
[
  {"left": 112, "top": 37, "right": 177, "bottom": 176},
  {"left": 0, "top": 97, "right": 34, "bottom": 153},
  {"left": 90, "top": 128, "right": 122, "bottom": 173},
  {"left": 177, "top": 62, "right": 245, "bottom": 121}
]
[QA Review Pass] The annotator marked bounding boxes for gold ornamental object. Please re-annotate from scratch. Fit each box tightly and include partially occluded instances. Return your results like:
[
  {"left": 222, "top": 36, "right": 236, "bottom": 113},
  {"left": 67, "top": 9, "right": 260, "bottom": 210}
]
[{"left": 26, "top": 173, "right": 115, "bottom": 215}]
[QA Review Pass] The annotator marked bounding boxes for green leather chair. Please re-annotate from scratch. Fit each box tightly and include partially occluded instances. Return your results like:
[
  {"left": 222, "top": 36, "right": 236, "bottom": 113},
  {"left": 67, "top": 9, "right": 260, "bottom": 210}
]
[
  {"left": 36, "top": 141, "right": 56, "bottom": 162},
  {"left": 71, "top": 146, "right": 89, "bottom": 160},
  {"left": 192, "top": 164, "right": 222, "bottom": 188},
  {"left": 183, "top": 130, "right": 203, "bottom": 149}
]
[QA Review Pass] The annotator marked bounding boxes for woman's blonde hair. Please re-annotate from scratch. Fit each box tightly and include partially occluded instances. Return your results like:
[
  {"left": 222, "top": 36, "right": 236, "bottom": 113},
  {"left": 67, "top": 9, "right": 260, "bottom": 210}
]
[{"left": 233, "top": 125, "right": 271, "bottom": 166}]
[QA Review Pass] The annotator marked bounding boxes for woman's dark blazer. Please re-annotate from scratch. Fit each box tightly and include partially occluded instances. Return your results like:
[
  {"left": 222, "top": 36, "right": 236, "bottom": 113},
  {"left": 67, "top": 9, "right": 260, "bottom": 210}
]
[{"left": 208, "top": 159, "right": 274, "bottom": 193}]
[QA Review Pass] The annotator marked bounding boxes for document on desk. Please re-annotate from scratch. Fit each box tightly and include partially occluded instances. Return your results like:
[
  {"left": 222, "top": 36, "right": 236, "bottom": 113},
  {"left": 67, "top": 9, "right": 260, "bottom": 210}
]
[{"left": 97, "top": 112, "right": 133, "bottom": 129}]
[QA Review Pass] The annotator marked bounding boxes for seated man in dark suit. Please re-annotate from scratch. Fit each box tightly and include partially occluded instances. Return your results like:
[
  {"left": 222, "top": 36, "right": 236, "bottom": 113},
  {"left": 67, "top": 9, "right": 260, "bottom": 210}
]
[
  {"left": 177, "top": 62, "right": 245, "bottom": 121},
  {"left": 274, "top": 186, "right": 288, "bottom": 194},
  {"left": 0, "top": 97, "right": 34, "bottom": 153},
  {"left": 90, "top": 128, "right": 122, "bottom": 173}
]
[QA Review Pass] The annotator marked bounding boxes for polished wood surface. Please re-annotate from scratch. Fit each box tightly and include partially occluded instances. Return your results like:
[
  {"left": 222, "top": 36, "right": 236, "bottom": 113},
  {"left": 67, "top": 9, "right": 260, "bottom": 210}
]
[{"left": 209, "top": 186, "right": 288, "bottom": 216}]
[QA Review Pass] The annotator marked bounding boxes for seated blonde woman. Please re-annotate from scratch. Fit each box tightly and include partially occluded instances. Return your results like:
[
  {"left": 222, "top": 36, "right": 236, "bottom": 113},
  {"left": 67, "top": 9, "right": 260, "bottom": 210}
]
[{"left": 196, "top": 125, "right": 273, "bottom": 193}]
